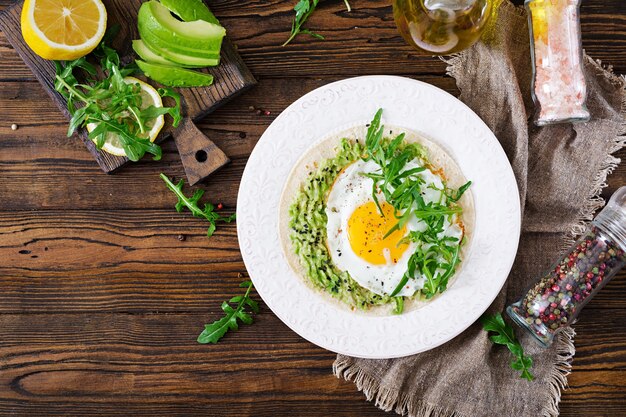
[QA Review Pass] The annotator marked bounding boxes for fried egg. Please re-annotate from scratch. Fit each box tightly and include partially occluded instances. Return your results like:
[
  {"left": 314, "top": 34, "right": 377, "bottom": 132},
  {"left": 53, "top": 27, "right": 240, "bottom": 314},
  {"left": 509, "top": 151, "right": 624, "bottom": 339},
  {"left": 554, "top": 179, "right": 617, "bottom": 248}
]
[{"left": 325, "top": 158, "right": 463, "bottom": 297}]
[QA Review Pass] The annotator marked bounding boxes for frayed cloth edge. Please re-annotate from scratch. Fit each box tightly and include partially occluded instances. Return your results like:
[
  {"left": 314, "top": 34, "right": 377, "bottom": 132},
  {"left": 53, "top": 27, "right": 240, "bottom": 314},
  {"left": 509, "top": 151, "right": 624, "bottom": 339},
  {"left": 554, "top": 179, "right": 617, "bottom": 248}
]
[{"left": 333, "top": 357, "right": 468, "bottom": 417}]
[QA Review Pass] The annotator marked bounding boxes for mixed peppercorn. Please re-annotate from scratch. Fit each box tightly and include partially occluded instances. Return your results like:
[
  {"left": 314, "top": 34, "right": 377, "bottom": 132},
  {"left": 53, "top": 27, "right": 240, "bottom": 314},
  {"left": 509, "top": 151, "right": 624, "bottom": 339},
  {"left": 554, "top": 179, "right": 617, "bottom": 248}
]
[{"left": 509, "top": 226, "right": 625, "bottom": 345}]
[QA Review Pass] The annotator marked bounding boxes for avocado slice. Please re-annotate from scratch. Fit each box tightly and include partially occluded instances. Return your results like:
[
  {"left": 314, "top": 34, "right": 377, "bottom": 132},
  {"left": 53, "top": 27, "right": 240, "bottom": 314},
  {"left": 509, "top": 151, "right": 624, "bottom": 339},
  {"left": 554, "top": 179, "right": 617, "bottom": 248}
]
[
  {"left": 132, "top": 39, "right": 175, "bottom": 66},
  {"left": 159, "top": 0, "right": 220, "bottom": 25},
  {"left": 138, "top": 1, "right": 225, "bottom": 52},
  {"left": 140, "top": 35, "right": 220, "bottom": 68},
  {"left": 139, "top": 19, "right": 220, "bottom": 61},
  {"left": 136, "top": 60, "right": 214, "bottom": 87}
]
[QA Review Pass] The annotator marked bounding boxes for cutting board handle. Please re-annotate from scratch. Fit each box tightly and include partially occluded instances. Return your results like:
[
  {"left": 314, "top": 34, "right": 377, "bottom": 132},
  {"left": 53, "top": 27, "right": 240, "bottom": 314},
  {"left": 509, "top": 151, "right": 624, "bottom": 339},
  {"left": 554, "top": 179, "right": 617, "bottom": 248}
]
[{"left": 172, "top": 117, "right": 230, "bottom": 186}]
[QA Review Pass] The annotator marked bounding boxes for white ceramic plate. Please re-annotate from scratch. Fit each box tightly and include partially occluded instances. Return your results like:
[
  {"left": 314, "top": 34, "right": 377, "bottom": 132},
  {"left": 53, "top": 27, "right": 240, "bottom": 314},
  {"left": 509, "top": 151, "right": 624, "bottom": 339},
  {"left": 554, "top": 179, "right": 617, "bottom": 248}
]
[{"left": 237, "top": 76, "right": 520, "bottom": 359}]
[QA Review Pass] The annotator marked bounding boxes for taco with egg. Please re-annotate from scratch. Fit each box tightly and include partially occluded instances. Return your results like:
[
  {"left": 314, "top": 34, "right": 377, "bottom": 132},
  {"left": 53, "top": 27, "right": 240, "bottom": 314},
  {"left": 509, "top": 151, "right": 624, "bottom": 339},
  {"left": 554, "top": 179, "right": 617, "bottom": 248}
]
[{"left": 279, "top": 109, "right": 474, "bottom": 315}]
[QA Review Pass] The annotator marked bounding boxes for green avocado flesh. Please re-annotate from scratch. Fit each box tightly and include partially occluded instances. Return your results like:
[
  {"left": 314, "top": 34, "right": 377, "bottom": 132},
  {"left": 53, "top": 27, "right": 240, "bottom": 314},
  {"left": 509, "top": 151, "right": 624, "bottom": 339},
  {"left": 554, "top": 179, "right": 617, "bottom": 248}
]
[
  {"left": 132, "top": 39, "right": 174, "bottom": 66},
  {"left": 159, "top": 0, "right": 220, "bottom": 25},
  {"left": 136, "top": 60, "right": 214, "bottom": 87},
  {"left": 138, "top": 22, "right": 220, "bottom": 61},
  {"left": 289, "top": 139, "right": 399, "bottom": 310},
  {"left": 138, "top": 1, "right": 225, "bottom": 53},
  {"left": 135, "top": 0, "right": 225, "bottom": 86},
  {"left": 140, "top": 33, "right": 220, "bottom": 67}
]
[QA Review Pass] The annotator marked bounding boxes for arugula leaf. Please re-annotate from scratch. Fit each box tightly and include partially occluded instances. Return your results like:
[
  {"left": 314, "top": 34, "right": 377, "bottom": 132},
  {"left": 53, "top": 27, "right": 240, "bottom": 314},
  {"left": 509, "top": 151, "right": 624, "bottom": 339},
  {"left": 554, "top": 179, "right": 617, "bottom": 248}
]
[
  {"left": 283, "top": 0, "right": 351, "bottom": 46},
  {"left": 481, "top": 312, "right": 535, "bottom": 381},
  {"left": 54, "top": 28, "right": 181, "bottom": 162},
  {"left": 157, "top": 87, "right": 183, "bottom": 127},
  {"left": 447, "top": 180, "right": 472, "bottom": 203},
  {"left": 160, "top": 174, "right": 236, "bottom": 238},
  {"left": 198, "top": 280, "right": 259, "bottom": 344},
  {"left": 87, "top": 117, "right": 162, "bottom": 161},
  {"left": 363, "top": 108, "right": 470, "bottom": 300}
]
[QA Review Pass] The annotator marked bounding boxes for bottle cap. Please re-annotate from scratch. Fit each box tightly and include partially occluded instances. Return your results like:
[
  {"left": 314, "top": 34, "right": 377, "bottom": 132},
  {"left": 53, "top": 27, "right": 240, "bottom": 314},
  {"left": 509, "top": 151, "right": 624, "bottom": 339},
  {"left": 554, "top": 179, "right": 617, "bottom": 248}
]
[{"left": 594, "top": 186, "right": 626, "bottom": 252}]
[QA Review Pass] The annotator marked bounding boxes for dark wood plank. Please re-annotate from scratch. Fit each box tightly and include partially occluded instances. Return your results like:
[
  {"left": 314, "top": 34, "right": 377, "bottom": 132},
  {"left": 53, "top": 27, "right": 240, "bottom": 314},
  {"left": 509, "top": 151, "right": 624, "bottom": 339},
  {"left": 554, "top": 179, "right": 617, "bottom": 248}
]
[
  {"left": 0, "top": 0, "right": 256, "bottom": 173},
  {"left": 1, "top": 209, "right": 625, "bottom": 313},
  {"left": 0, "top": 312, "right": 388, "bottom": 416},
  {"left": 560, "top": 309, "right": 626, "bottom": 417},
  {"left": 0, "top": 309, "right": 625, "bottom": 416}
]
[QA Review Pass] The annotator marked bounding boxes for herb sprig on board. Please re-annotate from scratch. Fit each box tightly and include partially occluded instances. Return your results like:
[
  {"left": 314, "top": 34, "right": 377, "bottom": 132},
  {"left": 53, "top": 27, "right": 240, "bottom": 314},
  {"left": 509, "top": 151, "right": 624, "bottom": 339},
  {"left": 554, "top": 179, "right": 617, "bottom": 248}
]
[
  {"left": 160, "top": 174, "right": 236, "bottom": 238},
  {"left": 197, "top": 280, "right": 259, "bottom": 344},
  {"left": 362, "top": 109, "right": 471, "bottom": 299},
  {"left": 481, "top": 312, "right": 535, "bottom": 381},
  {"left": 283, "top": 0, "right": 352, "bottom": 46},
  {"left": 54, "top": 26, "right": 181, "bottom": 161}
]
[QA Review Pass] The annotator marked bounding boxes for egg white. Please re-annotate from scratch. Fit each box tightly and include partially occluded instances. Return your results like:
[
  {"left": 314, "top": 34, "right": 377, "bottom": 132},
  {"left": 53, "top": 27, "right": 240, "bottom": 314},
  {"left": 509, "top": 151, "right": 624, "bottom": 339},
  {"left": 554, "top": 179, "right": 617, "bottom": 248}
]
[{"left": 325, "top": 158, "right": 462, "bottom": 297}]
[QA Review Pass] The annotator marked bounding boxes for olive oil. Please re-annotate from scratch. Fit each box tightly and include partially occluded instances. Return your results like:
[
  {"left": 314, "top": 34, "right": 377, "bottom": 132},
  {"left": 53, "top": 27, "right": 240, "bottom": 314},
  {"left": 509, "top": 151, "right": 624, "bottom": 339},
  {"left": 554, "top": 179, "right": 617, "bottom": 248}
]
[{"left": 393, "top": 0, "right": 494, "bottom": 55}]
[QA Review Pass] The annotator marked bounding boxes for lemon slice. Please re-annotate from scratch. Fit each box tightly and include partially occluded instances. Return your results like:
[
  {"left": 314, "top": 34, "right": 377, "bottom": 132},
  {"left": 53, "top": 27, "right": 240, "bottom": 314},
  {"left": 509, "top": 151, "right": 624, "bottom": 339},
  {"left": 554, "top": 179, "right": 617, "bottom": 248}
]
[
  {"left": 21, "top": 0, "right": 107, "bottom": 60},
  {"left": 87, "top": 77, "right": 165, "bottom": 157}
]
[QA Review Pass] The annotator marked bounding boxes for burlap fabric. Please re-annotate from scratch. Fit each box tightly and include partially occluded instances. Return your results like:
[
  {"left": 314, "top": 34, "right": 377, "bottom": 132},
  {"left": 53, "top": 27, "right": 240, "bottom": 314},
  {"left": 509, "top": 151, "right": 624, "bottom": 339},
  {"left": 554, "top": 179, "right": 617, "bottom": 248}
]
[{"left": 334, "top": 2, "right": 626, "bottom": 416}]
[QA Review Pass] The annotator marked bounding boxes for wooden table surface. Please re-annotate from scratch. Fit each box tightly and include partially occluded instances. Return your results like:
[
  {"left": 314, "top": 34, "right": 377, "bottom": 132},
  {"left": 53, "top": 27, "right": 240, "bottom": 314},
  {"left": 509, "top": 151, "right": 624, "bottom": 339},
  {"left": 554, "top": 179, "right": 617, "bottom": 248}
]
[{"left": 1, "top": 0, "right": 625, "bottom": 415}]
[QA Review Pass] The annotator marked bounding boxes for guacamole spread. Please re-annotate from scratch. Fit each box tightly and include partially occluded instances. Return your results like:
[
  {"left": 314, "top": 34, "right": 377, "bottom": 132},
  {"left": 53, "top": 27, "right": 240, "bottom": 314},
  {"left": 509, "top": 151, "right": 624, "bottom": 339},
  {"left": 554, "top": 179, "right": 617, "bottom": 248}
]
[{"left": 289, "top": 139, "right": 397, "bottom": 310}]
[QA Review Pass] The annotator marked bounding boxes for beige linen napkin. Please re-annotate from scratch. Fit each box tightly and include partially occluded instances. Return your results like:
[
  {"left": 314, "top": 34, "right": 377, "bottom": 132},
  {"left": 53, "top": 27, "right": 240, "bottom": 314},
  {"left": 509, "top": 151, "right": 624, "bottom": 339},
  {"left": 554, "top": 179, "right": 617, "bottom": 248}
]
[{"left": 334, "top": 2, "right": 626, "bottom": 416}]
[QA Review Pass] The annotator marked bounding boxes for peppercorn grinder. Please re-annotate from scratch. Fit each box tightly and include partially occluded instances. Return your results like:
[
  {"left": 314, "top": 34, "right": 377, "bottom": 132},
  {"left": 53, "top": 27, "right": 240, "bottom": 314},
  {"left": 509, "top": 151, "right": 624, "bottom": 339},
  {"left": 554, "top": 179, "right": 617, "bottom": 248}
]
[{"left": 507, "top": 187, "right": 626, "bottom": 347}]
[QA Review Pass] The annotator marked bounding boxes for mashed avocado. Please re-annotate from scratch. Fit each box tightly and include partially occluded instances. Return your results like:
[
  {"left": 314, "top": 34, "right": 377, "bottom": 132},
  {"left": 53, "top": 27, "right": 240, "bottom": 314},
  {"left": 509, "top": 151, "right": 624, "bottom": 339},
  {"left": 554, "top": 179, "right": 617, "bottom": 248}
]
[{"left": 289, "top": 139, "right": 396, "bottom": 310}]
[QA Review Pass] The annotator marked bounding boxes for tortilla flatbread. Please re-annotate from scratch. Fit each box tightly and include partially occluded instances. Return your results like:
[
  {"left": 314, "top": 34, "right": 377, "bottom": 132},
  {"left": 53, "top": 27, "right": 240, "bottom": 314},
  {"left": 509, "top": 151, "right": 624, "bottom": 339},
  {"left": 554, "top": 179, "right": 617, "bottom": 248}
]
[{"left": 278, "top": 125, "right": 475, "bottom": 316}]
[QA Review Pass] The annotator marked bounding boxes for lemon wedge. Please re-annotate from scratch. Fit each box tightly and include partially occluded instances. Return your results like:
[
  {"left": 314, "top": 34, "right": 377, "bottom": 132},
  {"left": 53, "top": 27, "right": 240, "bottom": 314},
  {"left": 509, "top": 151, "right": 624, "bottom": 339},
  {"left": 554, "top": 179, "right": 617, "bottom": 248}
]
[
  {"left": 87, "top": 77, "right": 165, "bottom": 157},
  {"left": 21, "top": 0, "right": 107, "bottom": 60}
]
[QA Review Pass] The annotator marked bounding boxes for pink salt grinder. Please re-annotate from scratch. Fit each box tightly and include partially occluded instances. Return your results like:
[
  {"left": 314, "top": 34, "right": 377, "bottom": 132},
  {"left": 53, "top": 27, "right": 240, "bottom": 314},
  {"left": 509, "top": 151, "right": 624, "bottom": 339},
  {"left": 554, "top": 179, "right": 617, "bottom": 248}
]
[{"left": 526, "top": 0, "right": 591, "bottom": 126}]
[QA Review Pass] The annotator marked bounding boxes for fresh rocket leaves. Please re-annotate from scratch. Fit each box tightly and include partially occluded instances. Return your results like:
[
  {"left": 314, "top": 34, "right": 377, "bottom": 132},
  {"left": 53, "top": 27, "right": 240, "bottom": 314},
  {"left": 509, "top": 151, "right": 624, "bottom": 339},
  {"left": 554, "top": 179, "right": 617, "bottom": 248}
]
[
  {"left": 197, "top": 280, "right": 259, "bottom": 344},
  {"left": 283, "top": 0, "right": 322, "bottom": 46},
  {"left": 161, "top": 175, "right": 250, "bottom": 345},
  {"left": 54, "top": 27, "right": 181, "bottom": 162},
  {"left": 157, "top": 88, "right": 183, "bottom": 127},
  {"left": 283, "top": 0, "right": 351, "bottom": 46},
  {"left": 160, "top": 174, "right": 236, "bottom": 238},
  {"left": 362, "top": 109, "right": 471, "bottom": 299},
  {"left": 481, "top": 312, "right": 535, "bottom": 381},
  {"left": 447, "top": 181, "right": 473, "bottom": 203}
]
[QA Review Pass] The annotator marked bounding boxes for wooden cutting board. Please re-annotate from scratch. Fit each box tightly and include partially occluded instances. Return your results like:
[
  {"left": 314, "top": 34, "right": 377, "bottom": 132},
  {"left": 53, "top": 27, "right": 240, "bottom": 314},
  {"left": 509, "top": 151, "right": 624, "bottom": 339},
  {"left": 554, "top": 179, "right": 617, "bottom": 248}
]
[{"left": 0, "top": 0, "right": 256, "bottom": 184}]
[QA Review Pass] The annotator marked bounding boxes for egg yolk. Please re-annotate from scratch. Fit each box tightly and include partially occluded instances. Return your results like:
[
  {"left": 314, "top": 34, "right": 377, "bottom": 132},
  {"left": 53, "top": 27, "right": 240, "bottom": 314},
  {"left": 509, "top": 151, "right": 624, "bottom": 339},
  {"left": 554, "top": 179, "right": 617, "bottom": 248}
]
[{"left": 347, "top": 201, "right": 409, "bottom": 265}]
